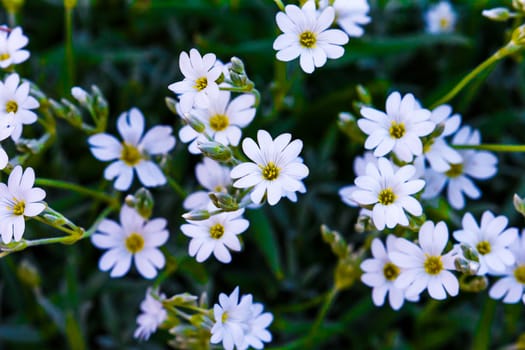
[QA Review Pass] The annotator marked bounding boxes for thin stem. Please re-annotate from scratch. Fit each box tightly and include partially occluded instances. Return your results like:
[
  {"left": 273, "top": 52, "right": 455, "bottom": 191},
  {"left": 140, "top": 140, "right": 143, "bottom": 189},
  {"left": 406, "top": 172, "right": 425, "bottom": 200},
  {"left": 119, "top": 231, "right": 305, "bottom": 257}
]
[
  {"left": 167, "top": 175, "right": 187, "bottom": 198},
  {"left": 453, "top": 144, "right": 525, "bottom": 152},
  {"left": 472, "top": 297, "right": 496, "bottom": 350},
  {"left": 430, "top": 43, "right": 521, "bottom": 109},
  {"left": 79, "top": 206, "right": 115, "bottom": 239},
  {"left": 32, "top": 215, "right": 79, "bottom": 236},
  {"left": 308, "top": 286, "right": 338, "bottom": 346},
  {"left": 273, "top": 0, "right": 285, "bottom": 11},
  {"left": 64, "top": 6, "right": 75, "bottom": 90},
  {"left": 35, "top": 178, "right": 119, "bottom": 207}
]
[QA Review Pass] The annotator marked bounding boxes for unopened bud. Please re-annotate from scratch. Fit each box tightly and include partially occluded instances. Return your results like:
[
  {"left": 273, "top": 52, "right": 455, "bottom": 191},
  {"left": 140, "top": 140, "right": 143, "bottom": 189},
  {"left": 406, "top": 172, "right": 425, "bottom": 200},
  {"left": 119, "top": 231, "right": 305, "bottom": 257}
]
[
  {"left": 230, "top": 57, "right": 245, "bottom": 75},
  {"left": 209, "top": 192, "right": 238, "bottom": 211},
  {"left": 184, "top": 114, "right": 206, "bottom": 133},
  {"left": 134, "top": 188, "right": 154, "bottom": 219},
  {"left": 454, "top": 257, "right": 480, "bottom": 275},
  {"left": 182, "top": 210, "right": 210, "bottom": 221},
  {"left": 356, "top": 84, "right": 372, "bottom": 105},
  {"left": 230, "top": 71, "right": 246, "bottom": 87},
  {"left": 165, "top": 97, "right": 179, "bottom": 115},
  {"left": 514, "top": 193, "right": 525, "bottom": 217},
  {"left": 512, "top": 24, "right": 525, "bottom": 46},
  {"left": 482, "top": 7, "right": 513, "bottom": 22},
  {"left": 513, "top": 0, "right": 525, "bottom": 12},
  {"left": 338, "top": 112, "right": 366, "bottom": 144},
  {"left": 17, "top": 259, "right": 40, "bottom": 288},
  {"left": 460, "top": 243, "right": 480, "bottom": 263},
  {"left": 459, "top": 275, "right": 488, "bottom": 292},
  {"left": 71, "top": 86, "right": 89, "bottom": 104},
  {"left": 198, "top": 141, "right": 232, "bottom": 162},
  {"left": 335, "top": 260, "right": 358, "bottom": 291}
]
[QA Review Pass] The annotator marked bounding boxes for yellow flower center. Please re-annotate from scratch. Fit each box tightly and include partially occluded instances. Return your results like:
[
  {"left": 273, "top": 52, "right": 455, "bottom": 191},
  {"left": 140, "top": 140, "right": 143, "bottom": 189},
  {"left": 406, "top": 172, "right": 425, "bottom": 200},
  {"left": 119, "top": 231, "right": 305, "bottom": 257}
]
[
  {"left": 514, "top": 265, "right": 525, "bottom": 284},
  {"left": 445, "top": 163, "right": 463, "bottom": 178},
  {"left": 262, "top": 162, "right": 279, "bottom": 181},
  {"left": 476, "top": 241, "right": 491, "bottom": 255},
  {"left": 120, "top": 142, "right": 142, "bottom": 166},
  {"left": 299, "top": 31, "right": 316, "bottom": 48},
  {"left": 194, "top": 77, "right": 208, "bottom": 91},
  {"left": 389, "top": 121, "right": 405, "bottom": 139},
  {"left": 0, "top": 52, "right": 10, "bottom": 61},
  {"left": 439, "top": 18, "right": 449, "bottom": 29},
  {"left": 125, "top": 232, "right": 145, "bottom": 253},
  {"left": 221, "top": 311, "right": 229, "bottom": 323},
  {"left": 424, "top": 255, "right": 443, "bottom": 275},
  {"left": 209, "top": 114, "right": 229, "bottom": 132},
  {"left": 6, "top": 100, "right": 18, "bottom": 114},
  {"left": 383, "top": 262, "right": 400, "bottom": 281},
  {"left": 210, "top": 223, "right": 225, "bottom": 239},
  {"left": 12, "top": 200, "right": 25, "bottom": 216},
  {"left": 378, "top": 188, "right": 396, "bottom": 205}
]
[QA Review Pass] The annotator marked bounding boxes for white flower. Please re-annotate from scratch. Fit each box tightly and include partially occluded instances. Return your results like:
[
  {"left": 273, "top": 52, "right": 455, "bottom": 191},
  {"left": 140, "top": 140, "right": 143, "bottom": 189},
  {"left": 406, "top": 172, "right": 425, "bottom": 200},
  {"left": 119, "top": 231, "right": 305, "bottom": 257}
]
[
  {"left": 211, "top": 287, "right": 273, "bottom": 350},
  {"left": 421, "top": 126, "right": 498, "bottom": 209},
  {"left": 91, "top": 205, "right": 169, "bottom": 279},
  {"left": 231, "top": 130, "right": 309, "bottom": 206},
  {"left": 0, "top": 166, "right": 46, "bottom": 244},
  {"left": 240, "top": 300, "right": 273, "bottom": 350},
  {"left": 273, "top": 2, "right": 349, "bottom": 74},
  {"left": 181, "top": 209, "right": 248, "bottom": 263},
  {"left": 358, "top": 91, "right": 435, "bottom": 162},
  {"left": 390, "top": 221, "right": 459, "bottom": 300},
  {"left": 0, "top": 73, "right": 39, "bottom": 141},
  {"left": 453, "top": 211, "right": 517, "bottom": 275},
  {"left": 0, "top": 26, "right": 29, "bottom": 68},
  {"left": 425, "top": 1, "right": 457, "bottom": 34},
  {"left": 489, "top": 231, "right": 525, "bottom": 304},
  {"left": 183, "top": 158, "right": 232, "bottom": 210},
  {"left": 421, "top": 104, "right": 462, "bottom": 172},
  {"left": 319, "top": 0, "right": 371, "bottom": 37},
  {"left": 71, "top": 86, "right": 89, "bottom": 104},
  {"left": 339, "top": 151, "right": 378, "bottom": 207},
  {"left": 133, "top": 288, "right": 167, "bottom": 340},
  {"left": 351, "top": 157, "right": 425, "bottom": 231},
  {"left": 88, "top": 107, "right": 175, "bottom": 191},
  {"left": 168, "top": 48, "right": 222, "bottom": 111},
  {"left": 361, "top": 235, "right": 418, "bottom": 310},
  {"left": 192, "top": 90, "right": 256, "bottom": 147}
]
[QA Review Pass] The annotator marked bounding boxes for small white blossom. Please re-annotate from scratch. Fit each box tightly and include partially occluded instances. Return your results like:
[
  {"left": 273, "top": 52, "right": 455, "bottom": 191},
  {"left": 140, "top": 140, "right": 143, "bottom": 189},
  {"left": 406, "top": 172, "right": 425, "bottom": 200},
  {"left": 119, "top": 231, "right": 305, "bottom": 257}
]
[
  {"left": 0, "top": 26, "right": 30, "bottom": 68},
  {"left": 0, "top": 166, "right": 46, "bottom": 243},
  {"left": 181, "top": 209, "right": 249, "bottom": 263},
  {"left": 0, "top": 73, "right": 39, "bottom": 141},
  {"left": 91, "top": 205, "right": 169, "bottom": 279},
  {"left": 183, "top": 158, "right": 232, "bottom": 210},
  {"left": 192, "top": 90, "right": 256, "bottom": 147},
  {"left": 421, "top": 126, "right": 498, "bottom": 209},
  {"left": 352, "top": 157, "right": 425, "bottom": 231},
  {"left": 358, "top": 91, "right": 435, "bottom": 162},
  {"left": 88, "top": 108, "right": 175, "bottom": 191},
  {"left": 211, "top": 287, "right": 273, "bottom": 350},
  {"left": 453, "top": 211, "right": 518, "bottom": 275},
  {"left": 319, "top": 0, "right": 371, "bottom": 37},
  {"left": 231, "top": 130, "right": 309, "bottom": 206},
  {"left": 361, "top": 235, "right": 418, "bottom": 310},
  {"left": 390, "top": 221, "right": 459, "bottom": 300},
  {"left": 133, "top": 288, "right": 167, "bottom": 340},
  {"left": 273, "top": 1, "right": 349, "bottom": 74},
  {"left": 489, "top": 231, "right": 525, "bottom": 304},
  {"left": 425, "top": 1, "right": 457, "bottom": 34},
  {"left": 71, "top": 86, "right": 89, "bottom": 104},
  {"left": 168, "top": 48, "right": 222, "bottom": 111}
]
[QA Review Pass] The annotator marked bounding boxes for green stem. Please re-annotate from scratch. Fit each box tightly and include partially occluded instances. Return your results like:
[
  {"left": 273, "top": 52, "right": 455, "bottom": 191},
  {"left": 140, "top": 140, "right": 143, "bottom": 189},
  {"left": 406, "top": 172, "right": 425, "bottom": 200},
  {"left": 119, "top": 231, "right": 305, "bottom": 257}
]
[
  {"left": 78, "top": 206, "right": 114, "bottom": 239},
  {"left": 308, "top": 286, "right": 338, "bottom": 346},
  {"left": 167, "top": 175, "right": 187, "bottom": 198},
  {"left": 35, "top": 178, "right": 119, "bottom": 207},
  {"left": 273, "top": 0, "right": 285, "bottom": 11},
  {"left": 64, "top": 6, "right": 75, "bottom": 90},
  {"left": 453, "top": 144, "right": 525, "bottom": 152},
  {"left": 472, "top": 297, "right": 496, "bottom": 350},
  {"left": 430, "top": 42, "right": 521, "bottom": 109},
  {"left": 32, "top": 215, "right": 79, "bottom": 236}
]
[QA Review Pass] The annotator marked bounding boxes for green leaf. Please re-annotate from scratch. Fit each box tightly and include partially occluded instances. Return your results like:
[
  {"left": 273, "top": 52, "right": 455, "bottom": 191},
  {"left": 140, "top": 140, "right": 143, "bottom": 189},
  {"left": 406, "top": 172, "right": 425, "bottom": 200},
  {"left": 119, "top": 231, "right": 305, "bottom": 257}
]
[
  {"left": 0, "top": 324, "right": 42, "bottom": 343},
  {"left": 246, "top": 209, "right": 284, "bottom": 279}
]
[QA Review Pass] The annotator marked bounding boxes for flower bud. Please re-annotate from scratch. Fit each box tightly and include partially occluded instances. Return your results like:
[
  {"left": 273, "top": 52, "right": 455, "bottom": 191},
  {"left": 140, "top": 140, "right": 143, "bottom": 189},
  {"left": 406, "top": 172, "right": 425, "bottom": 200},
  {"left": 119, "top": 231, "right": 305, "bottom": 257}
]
[
  {"left": 459, "top": 275, "right": 488, "bottom": 292},
  {"left": 230, "top": 57, "right": 245, "bottom": 75},
  {"left": 460, "top": 243, "right": 480, "bottom": 262},
  {"left": 356, "top": 84, "right": 372, "bottom": 105},
  {"left": 209, "top": 192, "right": 238, "bottom": 211},
  {"left": 71, "top": 86, "right": 89, "bottom": 104},
  {"left": 512, "top": 24, "right": 525, "bottom": 46},
  {"left": 482, "top": 7, "right": 513, "bottom": 22},
  {"left": 17, "top": 259, "right": 40, "bottom": 288},
  {"left": 129, "top": 187, "right": 154, "bottom": 219},
  {"left": 182, "top": 210, "right": 210, "bottom": 221},
  {"left": 184, "top": 114, "right": 206, "bottom": 134},
  {"left": 198, "top": 141, "right": 232, "bottom": 162},
  {"left": 514, "top": 193, "right": 525, "bottom": 217},
  {"left": 513, "top": 0, "right": 525, "bottom": 12}
]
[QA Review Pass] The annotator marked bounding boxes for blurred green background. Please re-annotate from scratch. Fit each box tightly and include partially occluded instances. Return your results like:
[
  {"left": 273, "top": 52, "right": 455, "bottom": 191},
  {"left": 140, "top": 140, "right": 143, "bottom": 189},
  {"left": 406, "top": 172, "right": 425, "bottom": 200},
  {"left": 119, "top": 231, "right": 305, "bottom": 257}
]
[{"left": 1, "top": 0, "right": 525, "bottom": 349}]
